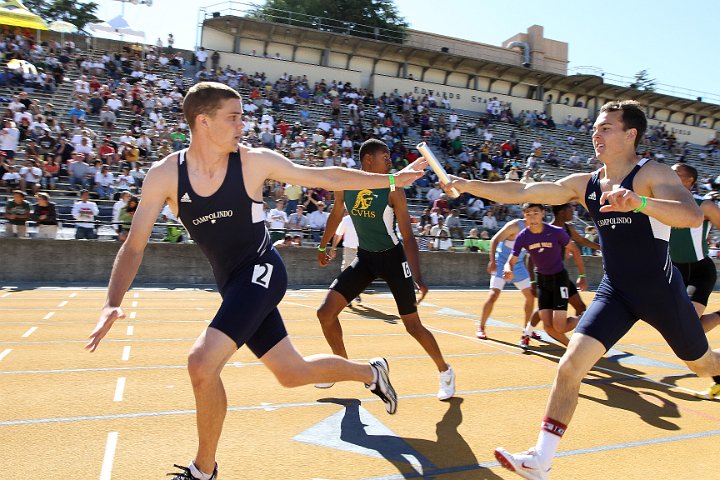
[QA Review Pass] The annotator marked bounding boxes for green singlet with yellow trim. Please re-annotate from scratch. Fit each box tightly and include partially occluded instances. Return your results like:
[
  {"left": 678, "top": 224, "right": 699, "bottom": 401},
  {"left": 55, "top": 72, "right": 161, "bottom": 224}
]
[
  {"left": 344, "top": 187, "right": 399, "bottom": 252},
  {"left": 669, "top": 195, "right": 710, "bottom": 263}
]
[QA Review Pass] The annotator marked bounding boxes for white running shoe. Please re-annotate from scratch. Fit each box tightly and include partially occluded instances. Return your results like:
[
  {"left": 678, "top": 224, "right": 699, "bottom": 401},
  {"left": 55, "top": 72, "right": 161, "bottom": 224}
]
[
  {"left": 314, "top": 382, "right": 335, "bottom": 389},
  {"left": 437, "top": 365, "right": 455, "bottom": 400},
  {"left": 367, "top": 357, "right": 397, "bottom": 414},
  {"left": 494, "top": 447, "right": 550, "bottom": 480}
]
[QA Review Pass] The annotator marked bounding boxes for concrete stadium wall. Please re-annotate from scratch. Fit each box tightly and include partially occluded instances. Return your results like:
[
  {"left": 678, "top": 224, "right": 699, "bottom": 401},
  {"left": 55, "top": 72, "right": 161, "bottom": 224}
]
[
  {"left": 4, "top": 239, "right": 720, "bottom": 290},
  {"left": 0, "top": 238, "right": 601, "bottom": 288}
]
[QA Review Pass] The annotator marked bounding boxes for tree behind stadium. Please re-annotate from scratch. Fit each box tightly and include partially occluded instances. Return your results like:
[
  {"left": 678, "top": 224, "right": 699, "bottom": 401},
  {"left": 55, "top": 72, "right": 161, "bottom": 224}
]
[
  {"left": 23, "top": 0, "right": 101, "bottom": 32},
  {"left": 249, "top": 0, "right": 408, "bottom": 43}
]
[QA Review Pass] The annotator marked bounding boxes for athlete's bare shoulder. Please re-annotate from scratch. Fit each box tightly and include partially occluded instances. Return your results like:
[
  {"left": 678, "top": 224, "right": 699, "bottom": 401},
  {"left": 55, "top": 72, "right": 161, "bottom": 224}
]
[{"left": 141, "top": 151, "right": 179, "bottom": 200}]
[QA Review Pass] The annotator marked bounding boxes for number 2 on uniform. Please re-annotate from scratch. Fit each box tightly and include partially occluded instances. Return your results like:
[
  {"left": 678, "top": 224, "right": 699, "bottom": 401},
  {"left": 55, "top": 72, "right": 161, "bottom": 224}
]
[
  {"left": 252, "top": 263, "right": 274, "bottom": 288},
  {"left": 560, "top": 286, "right": 569, "bottom": 299},
  {"left": 402, "top": 261, "right": 412, "bottom": 278}
]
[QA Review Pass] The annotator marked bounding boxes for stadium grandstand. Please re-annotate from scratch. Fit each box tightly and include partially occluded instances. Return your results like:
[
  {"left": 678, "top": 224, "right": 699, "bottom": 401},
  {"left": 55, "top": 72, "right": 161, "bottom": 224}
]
[{"left": 2, "top": 2, "right": 720, "bottom": 261}]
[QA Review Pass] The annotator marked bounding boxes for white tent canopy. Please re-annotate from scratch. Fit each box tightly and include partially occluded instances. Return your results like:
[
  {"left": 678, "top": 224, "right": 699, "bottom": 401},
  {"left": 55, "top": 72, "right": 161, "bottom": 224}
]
[{"left": 87, "top": 15, "right": 145, "bottom": 43}]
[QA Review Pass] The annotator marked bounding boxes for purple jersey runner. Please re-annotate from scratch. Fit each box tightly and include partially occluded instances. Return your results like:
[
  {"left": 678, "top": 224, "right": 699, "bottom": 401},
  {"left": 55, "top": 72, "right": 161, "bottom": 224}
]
[{"left": 512, "top": 223, "right": 570, "bottom": 275}]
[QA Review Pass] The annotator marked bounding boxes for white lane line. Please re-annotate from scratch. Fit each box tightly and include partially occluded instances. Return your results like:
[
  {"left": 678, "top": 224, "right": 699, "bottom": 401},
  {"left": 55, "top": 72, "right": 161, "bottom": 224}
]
[
  {"left": 0, "top": 349, "right": 11, "bottom": 361},
  {"left": 58, "top": 301, "right": 68, "bottom": 307},
  {"left": 1, "top": 292, "right": 11, "bottom": 298},
  {"left": 126, "top": 326, "right": 134, "bottom": 336},
  {"left": 43, "top": 312, "right": 55, "bottom": 320},
  {"left": 133, "top": 293, "right": 139, "bottom": 298},
  {"left": 129, "top": 311, "right": 137, "bottom": 319},
  {"left": 113, "top": 377, "right": 126, "bottom": 402},
  {"left": 21, "top": 327, "right": 38, "bottom": 338},
  {"left": 99, "top": 431, "right": 118, "bottom": 480},
  {"left": 121, "top": 346, "right": 131, "bottom": 361},
  {"left": 131, "top": 301, "right": 138, "bottom": 308},
  {"left": 69, "top": 292, "right": 78, "bottom": 298}
]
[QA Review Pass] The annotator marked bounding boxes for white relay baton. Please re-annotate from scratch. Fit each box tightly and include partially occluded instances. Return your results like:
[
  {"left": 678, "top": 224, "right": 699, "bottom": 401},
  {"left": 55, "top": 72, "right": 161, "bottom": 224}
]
[{"left": 416, "top": 142, "right": 460, "bottom": 198}]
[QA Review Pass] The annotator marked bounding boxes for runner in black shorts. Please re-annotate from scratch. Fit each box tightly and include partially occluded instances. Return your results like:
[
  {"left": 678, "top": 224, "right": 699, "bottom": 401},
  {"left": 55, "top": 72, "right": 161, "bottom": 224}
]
[
  {"left": 445, "top": 100, "right": 720, "bottom": 479},
  {"left": 317, "top": 139, "right": 455, "bottom": 401},
  {"left": 527, "top": 203, "right": 600, "bottom": 344},
  {"left": 86, "top": 83, "right": 428, "bottom": 480},
  {"left": 505, "top": 204, "right": 585, "bottom": 348},
  {"left": 671, "top": 163, "right": 720, "bottom": 399}
]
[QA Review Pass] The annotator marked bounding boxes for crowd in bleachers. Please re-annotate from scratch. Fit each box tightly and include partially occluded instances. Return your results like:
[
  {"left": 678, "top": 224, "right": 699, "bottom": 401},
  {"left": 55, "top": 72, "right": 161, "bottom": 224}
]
[{"left": 1, "top": 28, "right": 718, "bottom": 252}]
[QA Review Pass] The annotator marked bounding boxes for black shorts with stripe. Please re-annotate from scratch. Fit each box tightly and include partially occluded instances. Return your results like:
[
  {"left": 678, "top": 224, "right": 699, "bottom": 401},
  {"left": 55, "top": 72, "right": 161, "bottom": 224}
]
[{"left": 330, "top": 243, "right": 417, "bottom": 315}]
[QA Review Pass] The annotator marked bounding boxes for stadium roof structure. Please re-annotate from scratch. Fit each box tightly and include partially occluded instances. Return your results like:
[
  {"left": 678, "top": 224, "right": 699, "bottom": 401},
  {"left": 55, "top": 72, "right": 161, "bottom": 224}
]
[{"left": 0, "top": 0, "right": 47, "bottom": 30}]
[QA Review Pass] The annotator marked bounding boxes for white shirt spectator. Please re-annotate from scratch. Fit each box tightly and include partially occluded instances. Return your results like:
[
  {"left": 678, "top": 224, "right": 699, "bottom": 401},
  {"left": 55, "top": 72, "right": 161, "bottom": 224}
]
[
  {"left": 107, "top": 97, "right": 123, "bottom": 111},
  {"left": 426, "top": 186, "right": 443, "bottom": 204},
  {"left": 317, "top": 119, "right": 331, "bottom": 133},
  {"left": 95, "top": 171, "right": 114, "bottom": 187},
  {"left": 482, "top": 213, "right": 498, "bottom": 230},
  {"left": 116, "top": 174, "right": 135, "bottom": 190},
  {"left": 0, "top": 125, "right": 20, "bottom": 151},
  {"left": 267, "top": 206, "right": 288, "bottom": 230},
  {"left": 20, "top": 165, "right": 42, "bottom": 183},
  {"left": 72, "top": 200, "right": 99, "bottom": 228}
]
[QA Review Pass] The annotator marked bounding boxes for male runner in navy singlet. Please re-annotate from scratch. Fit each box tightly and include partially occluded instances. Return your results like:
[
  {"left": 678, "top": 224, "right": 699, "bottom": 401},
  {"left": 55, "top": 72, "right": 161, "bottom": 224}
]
[
  {"left": 85, "top": 82, "right": 427, "bottom": 480},
  {"left": 443, "top": 100, "right": 720, "bottom": 480}
]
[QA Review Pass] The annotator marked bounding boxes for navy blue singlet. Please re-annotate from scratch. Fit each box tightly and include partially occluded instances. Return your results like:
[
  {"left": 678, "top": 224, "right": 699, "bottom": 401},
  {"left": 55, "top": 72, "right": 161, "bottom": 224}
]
[
  {"left": 585, "top": 158, "right": 672, "bottom": 287},
  {"left": 176, "top": 149, "right": 270, "bottom": 292},
  {"left": 577, "top": 158, "right": 708, "bottom": 361}
]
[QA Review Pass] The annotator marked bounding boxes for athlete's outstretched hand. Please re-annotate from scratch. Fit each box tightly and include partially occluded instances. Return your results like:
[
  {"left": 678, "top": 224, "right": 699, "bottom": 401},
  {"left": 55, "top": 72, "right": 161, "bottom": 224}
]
[
  {"left": 393, "top": 157, "right": 429, "bottom": 187},
  {"left": 415, "top": 278, "right": 429, "bottom": 305},
  {"left": 440, "top": 174, "right": 469, "bottom": 197},
  {"left": 86, "top": 306, "right": 125, "bottom": 352},
  {"left": 599, "top": 187, "right": 643, "bottom": 213}
]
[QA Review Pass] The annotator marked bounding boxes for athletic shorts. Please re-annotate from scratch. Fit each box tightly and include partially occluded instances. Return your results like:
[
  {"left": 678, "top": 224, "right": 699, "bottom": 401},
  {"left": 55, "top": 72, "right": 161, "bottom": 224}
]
[
  {"left": 673, "top": 256, "right": 717, "bottom": 307},
  {"left": 331, "top": 243, "right": 417, "bottom": 315},
  {"left": 576, "top": 270, "right": 709, "bottom": 361},
  {"left": 211, "top": 248, "right": 288, "bottom": 357},
  {"left": 536, "top": 270, "right": 570, "bottom": 311},
  {"left": 490, "top": 275, "right": 532, "bottom": 291}
]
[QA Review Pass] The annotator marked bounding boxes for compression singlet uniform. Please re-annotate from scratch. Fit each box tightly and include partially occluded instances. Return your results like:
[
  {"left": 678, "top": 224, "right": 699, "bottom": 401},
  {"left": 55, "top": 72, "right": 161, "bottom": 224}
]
[
  {"left": 175, "top": 149, "right": 287, "bottom": 356},
  {"left": 343, "top": 188, "right": 398, "bottom": 252},
  {"left": 577, "top": 158, "right": 708, "bottom": 360},
  {"left": 176, "top": 149, "right": 270, "bottom": 292}
]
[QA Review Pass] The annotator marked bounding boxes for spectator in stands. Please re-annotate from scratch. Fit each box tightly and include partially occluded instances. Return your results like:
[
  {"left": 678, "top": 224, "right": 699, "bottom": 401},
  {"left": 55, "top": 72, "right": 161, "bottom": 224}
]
[
  {"left": 567, "top": 151, "right": 581, "bottom": 168},
  {"left": 0, "top": 120, "right": 20, "bottom": 159},
  {"left": 68, "top": 102, "right": 87, "bottom": 124},
  {"left": 112, "top": 191, "right": 130, "bottom": 235},
  {"left": 463, "top": 228, "right": 491, "bottom": 253},
  {"left": 464, "top": 196, "right": 485, "bottom": 219},
  {"left": 195, "top": 47, "right": 208, "bottom": 70},
  {"left": 116, "top": 167, "right": 136, "bottom": 193},
  {"left": 99, "top": 105, "right": 117, "bottom": 130},
  {"left": 1, "top": 164, "right": 20, "bottom": 192},
  {"left": 117, "top": 195, "right": 139, "bottom": 242},
  {"left": 94, "top": 165, "right": 115, "bottom": 199},
  {"left": 41, "top": 156, "right": 59, "bottom": 190},
  {"left": 32, "top": 192, "right": 58, "bottom": 239},
  {"left": 72, "top": 189, "right": 98, "bottom": 239},
  {"left": 19, "top": 158, "right": 43, "bottom": 195},
  {"left": 170, "top": 127, "right": 187, "bottom": 151},
  {"left": 3, "top": 190, "right": 31, "bottom": 238},
  {"left": 430, "top": 216, "right": 450, "bottom": 237},
  {"left": 89, "top": 92, "right": 104, "bottom": 116},
  {"left": 267, "top": 199, "right": 288, "bottom": 243},
  {"left": 482, "top": 209, "right": 499, "bottom": 231},
  {"left": 431, "top": 230, "right": 454, "bottom": 251},
  {"left": 287, "top": 204, "right": 309, "bottom": 233},
  {"left": 426, "top": 182, "right": 443, "bottom": 206},
  {"left": 308, "top": 200, "right": 329, "bottom": 242},
  {"left": 273, "top": 233, "right": 295, "bottom": 249},
  {"left": 432, "top": 193, "right": 451, "bottom": 217},
  {"left": 37, "top": 129, "right": 56, "bottom": 160},
  {"left": 445, "top": 208, "right": 464, "bottom": 239}
]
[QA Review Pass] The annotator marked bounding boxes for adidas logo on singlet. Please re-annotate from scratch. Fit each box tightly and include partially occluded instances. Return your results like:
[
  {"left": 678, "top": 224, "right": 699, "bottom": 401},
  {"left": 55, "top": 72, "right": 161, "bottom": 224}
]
[
  {"left": 587, "top": 191, "right": 597, "bottom": 201},
  {"left": 180, "top": 193, "right": 192, "bottom": 203}
]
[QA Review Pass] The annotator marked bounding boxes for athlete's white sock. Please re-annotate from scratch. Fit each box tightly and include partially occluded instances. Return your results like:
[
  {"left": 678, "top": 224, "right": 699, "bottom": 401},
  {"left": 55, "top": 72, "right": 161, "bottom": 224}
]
[
  {"left": 523, "top": 323, "right": 535, "bottom": 337},
  {"left": 189, "top": 461, "right": 214, "bottom": 480},
  {"left": 534, "top": 417, "right": 566, "bottom": 470}
]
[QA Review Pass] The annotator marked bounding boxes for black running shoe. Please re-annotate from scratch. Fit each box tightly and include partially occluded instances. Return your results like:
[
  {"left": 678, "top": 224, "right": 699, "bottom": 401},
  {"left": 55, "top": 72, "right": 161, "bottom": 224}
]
[{"left": 367, "top": 357, "right": 397, "bottom": 414}]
